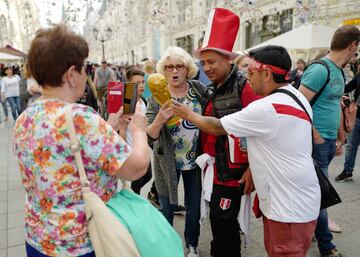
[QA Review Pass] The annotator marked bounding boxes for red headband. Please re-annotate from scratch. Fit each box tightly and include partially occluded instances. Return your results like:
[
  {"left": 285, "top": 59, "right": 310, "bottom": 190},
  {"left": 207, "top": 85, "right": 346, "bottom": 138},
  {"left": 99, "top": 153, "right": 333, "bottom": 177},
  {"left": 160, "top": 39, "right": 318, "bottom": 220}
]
[{"left": 249, "top": 58, "right": 290, "bottom": 79}]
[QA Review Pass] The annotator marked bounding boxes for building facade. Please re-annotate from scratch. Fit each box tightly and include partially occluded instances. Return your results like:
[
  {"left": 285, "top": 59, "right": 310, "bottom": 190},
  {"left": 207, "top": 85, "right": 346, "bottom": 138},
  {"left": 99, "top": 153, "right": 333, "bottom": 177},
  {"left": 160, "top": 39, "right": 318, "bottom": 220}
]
[
  {"left": 0, "top": 0, "right": 40, "bottom": 52},
  {"left": 84, "top": 0, "right": 360, "bottom": 64}
]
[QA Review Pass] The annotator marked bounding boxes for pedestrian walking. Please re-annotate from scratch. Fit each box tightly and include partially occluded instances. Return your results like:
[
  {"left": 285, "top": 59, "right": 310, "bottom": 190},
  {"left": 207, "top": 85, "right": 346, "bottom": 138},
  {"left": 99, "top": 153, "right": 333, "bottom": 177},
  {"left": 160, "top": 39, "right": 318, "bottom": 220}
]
[{"left": 1, "top": 66, "right": 20, "bottom": 121}]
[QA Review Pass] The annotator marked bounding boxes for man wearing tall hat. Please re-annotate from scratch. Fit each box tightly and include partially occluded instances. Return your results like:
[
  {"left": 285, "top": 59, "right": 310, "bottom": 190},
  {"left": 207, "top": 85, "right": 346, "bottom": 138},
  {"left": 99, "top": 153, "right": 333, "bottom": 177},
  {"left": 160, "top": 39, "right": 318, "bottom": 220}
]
[{"left": 192, "top": 8, "right": 259, "bottom": 257}]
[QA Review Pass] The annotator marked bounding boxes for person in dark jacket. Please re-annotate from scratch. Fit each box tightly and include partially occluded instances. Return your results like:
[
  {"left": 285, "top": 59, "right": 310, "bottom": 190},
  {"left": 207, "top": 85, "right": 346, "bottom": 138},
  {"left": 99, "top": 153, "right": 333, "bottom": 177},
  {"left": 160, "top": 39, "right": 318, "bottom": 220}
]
[
  {"left": 335, "top": 73, "right": 360, "bottom": 182},
  {"left": 171, "top": 8, "right": 258, "bottom": 257}
]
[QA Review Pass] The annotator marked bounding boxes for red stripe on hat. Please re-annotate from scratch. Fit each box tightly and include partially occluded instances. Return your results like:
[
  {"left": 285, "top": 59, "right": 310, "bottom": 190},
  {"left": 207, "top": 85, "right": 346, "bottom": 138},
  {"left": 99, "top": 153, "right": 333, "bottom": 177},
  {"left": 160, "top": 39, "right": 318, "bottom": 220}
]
[
  {"left": 207, "top": 8, "right": 240, "bottom": 53},
  {"left": 272, "top": 103, "right": 311, "bottom": 123}
]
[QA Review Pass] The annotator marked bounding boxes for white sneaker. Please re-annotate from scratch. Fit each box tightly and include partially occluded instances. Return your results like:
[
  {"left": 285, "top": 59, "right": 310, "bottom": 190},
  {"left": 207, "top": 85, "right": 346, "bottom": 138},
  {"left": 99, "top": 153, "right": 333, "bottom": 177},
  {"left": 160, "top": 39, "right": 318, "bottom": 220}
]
[
  {"left": 187, "top": 246, "right": 199, "bottom": 257},
  {"left": 328, "top": 218, "right": 341, "bottom": 233}
]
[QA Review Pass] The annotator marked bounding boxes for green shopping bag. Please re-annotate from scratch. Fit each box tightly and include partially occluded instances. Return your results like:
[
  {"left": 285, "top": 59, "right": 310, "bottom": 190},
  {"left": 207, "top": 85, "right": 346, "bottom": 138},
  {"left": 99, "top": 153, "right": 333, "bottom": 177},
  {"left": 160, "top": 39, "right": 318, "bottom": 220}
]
[{"left": 106, "top": 189, "right": 184, "bottom": 257}]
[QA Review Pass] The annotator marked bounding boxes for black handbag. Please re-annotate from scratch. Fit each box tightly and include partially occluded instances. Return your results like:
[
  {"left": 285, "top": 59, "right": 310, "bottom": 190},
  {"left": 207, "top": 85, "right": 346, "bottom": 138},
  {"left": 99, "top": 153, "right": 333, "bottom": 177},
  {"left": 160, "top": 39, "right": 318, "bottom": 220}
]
[
  {"left": 271, "top": 88, "right": 342, "bottom": 210},
  {"left": 314, "top": 164, "right": 342, "bottom": 209}
]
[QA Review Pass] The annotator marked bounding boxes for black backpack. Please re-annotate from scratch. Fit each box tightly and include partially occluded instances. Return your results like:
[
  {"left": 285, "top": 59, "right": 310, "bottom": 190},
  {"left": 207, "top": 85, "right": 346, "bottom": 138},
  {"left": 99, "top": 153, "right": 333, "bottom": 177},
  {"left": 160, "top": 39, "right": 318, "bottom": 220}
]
[{"left": 303, "top": 60, "right": 345, "bottom": 106}]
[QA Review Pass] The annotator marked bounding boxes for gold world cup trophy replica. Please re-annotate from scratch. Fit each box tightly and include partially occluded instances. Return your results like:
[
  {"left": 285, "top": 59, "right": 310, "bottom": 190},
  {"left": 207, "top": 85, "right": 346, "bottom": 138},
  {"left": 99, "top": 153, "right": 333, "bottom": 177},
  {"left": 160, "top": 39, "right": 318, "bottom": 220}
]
[{"left": 147, "top": 73, "right": 182, "bottom": 128}]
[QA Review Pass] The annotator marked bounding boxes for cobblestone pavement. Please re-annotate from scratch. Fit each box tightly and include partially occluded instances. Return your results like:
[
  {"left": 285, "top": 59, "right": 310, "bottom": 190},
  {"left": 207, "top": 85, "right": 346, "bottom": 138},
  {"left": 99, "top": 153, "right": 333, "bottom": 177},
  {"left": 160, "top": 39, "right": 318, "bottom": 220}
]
[{"left": 0, "top": 115, "right": 359, "bottom": 257}]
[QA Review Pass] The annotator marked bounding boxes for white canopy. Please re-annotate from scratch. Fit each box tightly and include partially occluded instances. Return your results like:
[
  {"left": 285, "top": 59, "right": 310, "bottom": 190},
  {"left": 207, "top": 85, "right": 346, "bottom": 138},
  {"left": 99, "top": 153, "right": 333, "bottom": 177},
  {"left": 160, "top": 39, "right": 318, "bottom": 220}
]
[
  {"left": 0, "top": 52, "right": 22, "bottom": 61},
  {"left": 247, "top": 24, "right": 337, "bottom": 50}
]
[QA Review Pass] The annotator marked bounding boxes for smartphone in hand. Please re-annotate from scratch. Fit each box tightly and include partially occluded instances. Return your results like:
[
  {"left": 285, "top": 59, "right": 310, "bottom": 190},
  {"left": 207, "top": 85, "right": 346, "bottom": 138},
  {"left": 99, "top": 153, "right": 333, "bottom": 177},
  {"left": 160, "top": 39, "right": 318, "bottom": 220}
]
[
  {"left": 107, "top": 82, "right": 123, "bottom": 114},
  {"left": 123, "top": 82, "right": 138, "bottom": 114},
  {"left": 107, "top": 82, "right": 138, "bottom": 114}
]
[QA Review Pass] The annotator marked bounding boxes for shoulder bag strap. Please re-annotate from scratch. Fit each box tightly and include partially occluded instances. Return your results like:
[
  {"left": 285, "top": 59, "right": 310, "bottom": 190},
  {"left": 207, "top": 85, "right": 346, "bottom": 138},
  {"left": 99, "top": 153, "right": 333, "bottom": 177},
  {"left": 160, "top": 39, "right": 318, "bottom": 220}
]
[
  {"left": 65, "top": 105, "right": 90, "bottom": 188},
  {"left": 65, "top": 105, "right": 128, "bottom": 189},
  {"left": 271, "top": 88, "right": 312, "bottom": 123}
]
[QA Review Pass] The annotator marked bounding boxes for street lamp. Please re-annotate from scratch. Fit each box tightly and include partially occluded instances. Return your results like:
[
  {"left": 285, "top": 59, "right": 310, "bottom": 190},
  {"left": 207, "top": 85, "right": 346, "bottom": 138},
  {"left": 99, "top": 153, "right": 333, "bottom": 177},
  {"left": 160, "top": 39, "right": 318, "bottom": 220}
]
[{"left": 92, "top": 26, "right": 112, "bottom": 59}]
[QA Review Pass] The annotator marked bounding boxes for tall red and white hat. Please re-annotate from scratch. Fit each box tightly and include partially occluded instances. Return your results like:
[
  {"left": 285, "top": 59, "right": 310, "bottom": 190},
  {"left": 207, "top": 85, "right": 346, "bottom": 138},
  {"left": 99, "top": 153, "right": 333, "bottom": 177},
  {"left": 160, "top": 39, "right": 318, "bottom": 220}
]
[{"left": 197, "top": 8, "right": 240, "bottom": 59}]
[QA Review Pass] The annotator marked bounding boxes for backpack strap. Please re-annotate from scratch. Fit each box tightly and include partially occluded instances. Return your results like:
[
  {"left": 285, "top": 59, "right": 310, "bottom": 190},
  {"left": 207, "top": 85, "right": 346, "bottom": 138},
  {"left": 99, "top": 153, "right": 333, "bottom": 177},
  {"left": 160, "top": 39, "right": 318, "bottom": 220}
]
[
  {"left": 140, "top": 96, "right": 147, "bottom": 106},
  {"left": 303, "top": 60, "right": 330, "bottom": 106}
]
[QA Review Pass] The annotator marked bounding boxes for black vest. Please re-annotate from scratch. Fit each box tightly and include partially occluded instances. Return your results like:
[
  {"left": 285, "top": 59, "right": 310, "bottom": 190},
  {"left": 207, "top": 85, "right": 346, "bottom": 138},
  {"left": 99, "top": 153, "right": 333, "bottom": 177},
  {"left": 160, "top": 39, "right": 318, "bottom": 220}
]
[{"left": 210, "top": 65, "right": 249, "bottom": 181}]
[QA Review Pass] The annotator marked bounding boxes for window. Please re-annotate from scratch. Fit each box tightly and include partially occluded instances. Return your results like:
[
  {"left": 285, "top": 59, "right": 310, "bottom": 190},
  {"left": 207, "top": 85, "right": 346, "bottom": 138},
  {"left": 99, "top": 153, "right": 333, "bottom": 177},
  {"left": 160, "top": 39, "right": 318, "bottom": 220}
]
[{"left": 176, "top": 34, "right": 194, "bottom": 56}]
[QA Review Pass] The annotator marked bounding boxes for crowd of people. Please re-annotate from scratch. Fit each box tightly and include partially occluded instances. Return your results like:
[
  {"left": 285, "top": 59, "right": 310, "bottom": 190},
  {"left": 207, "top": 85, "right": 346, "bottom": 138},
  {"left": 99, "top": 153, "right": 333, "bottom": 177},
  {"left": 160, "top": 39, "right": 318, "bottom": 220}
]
[{"left": 1, "top": 6, "right": 360, "bottom": 257}]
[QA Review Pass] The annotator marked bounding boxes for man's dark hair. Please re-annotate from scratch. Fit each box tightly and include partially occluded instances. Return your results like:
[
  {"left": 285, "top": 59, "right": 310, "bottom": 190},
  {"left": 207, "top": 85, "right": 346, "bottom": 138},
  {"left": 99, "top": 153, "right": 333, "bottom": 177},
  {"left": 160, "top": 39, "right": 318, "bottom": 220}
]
[
  {"left": 249, "top": 45, "right": 291, "bottom": 83},
  {"left": 331, "top": 25, "right": 360, "bottom": 51},
  {"left": 126, "top": 67, "right": 145, "bottom": 81}
]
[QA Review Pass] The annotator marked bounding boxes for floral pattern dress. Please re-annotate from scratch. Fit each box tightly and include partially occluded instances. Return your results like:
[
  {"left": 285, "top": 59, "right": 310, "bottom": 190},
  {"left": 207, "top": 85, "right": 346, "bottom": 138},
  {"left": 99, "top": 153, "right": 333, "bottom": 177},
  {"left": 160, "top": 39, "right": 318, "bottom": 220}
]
[{"left": 13, "top": 99, "right": 130, "bottom": 256}]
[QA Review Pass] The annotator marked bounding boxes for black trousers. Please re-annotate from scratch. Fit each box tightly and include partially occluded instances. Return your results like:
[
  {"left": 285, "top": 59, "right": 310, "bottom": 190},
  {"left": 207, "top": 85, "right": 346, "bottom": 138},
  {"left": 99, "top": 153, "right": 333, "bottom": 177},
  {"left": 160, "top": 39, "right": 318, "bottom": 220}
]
[
  {"left": 210, "top": 184, "right": 244, "bottom": 257},
  {"left": 131, "top": 163, "right": 152, "bottom": 194}
]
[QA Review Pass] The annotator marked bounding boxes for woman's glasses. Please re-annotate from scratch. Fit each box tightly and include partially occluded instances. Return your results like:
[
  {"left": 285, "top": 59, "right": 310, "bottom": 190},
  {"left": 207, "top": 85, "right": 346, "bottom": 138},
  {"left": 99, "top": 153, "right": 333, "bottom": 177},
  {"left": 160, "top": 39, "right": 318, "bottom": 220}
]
[{"left": 164, "top": 64, "right": 185, "bottom": 71}]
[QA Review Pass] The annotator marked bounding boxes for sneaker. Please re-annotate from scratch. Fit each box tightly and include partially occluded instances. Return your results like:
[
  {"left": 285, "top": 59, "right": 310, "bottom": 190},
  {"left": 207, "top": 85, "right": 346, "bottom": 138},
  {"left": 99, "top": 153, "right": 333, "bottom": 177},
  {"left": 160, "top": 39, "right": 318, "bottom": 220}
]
[
  {"left": 328, "top": 218, "right": 341, "bottom": 233},
  {"left": 335, "top": 171, "right": 353, "bottom": 182},
  {"left": 147, "top": 192, "right": 160, "bottom": 209},
  {"left": 321, "top": 248, "right": 346, "bottom": 257},
  {"left": 4, "top": 116, "right": 8, "bottom": 122},
  {"left": 187, "top": 246, "right": 199, "bottom": 257},
  {"left": 174, "top": 204, "right": 185, "bottom": 215}
]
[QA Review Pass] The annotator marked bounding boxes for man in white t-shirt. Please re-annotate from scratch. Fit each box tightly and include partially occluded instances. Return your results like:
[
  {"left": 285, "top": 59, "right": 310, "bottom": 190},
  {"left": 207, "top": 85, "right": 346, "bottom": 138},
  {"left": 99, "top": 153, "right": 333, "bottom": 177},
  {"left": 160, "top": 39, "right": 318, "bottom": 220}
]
[{"left": 172, "top": 45, "right": 320, "bottom": 257}]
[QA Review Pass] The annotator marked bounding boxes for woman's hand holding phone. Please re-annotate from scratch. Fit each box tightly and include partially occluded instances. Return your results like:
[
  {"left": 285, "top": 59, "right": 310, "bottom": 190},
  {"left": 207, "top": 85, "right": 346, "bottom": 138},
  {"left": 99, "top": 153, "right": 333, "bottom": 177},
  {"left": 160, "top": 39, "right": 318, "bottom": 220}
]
[{"left": 107, "top": 106, "right": 124, "bottom": 131}]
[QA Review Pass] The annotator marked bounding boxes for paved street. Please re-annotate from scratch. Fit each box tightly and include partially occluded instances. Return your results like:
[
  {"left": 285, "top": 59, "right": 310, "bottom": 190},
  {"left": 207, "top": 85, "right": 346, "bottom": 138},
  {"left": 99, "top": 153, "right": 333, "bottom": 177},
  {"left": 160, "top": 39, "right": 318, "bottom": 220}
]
[{"left": 0, "top": 114, "right": 359, "bottom": 257}]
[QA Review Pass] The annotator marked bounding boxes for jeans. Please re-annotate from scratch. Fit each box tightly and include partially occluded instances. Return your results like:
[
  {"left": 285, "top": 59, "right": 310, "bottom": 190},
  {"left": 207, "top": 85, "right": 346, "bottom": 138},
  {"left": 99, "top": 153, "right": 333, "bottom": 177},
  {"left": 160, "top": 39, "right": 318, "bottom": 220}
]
[
  {"left": 312, "top": 138, "right": 336, "bottom": 254},
  {"left": 6, "top": 96, "right": 20, "bottom": 121},
  {"left": 158, "top": 169, "right": 201, "bottom": 248},
  {"left": 26, "top": 242, "right": 96, "bottom": 257},
  {"left": 343, "top": 118, "right": 360, "bottom": 175}
]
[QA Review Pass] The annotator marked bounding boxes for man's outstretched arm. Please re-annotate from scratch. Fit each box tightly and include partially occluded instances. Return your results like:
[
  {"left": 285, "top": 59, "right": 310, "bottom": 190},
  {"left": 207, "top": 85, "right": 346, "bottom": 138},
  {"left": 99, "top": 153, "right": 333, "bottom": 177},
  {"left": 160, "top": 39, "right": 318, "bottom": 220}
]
[{"left": 172, "top": 100, "right": 227, "bottom": 136}]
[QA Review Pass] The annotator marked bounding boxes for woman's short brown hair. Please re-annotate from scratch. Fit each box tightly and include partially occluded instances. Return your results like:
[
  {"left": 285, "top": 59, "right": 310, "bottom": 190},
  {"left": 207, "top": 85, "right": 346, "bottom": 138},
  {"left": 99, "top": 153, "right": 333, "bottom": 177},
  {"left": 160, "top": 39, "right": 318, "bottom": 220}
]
[{"left": 27, "top": 24, "right": 89, "bottom": 87}]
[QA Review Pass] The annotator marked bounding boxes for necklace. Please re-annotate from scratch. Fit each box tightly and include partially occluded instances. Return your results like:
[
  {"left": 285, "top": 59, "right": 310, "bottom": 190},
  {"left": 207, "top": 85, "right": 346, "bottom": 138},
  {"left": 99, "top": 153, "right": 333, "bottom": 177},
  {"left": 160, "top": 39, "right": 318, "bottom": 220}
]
[{"left": 172, "top": 95, "right": 187, "bottom": 103}]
